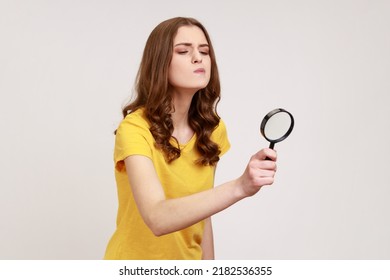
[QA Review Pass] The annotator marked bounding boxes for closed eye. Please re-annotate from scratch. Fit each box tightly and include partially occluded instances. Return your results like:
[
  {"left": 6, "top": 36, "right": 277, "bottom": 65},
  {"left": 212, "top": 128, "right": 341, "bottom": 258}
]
[{"left": 199, "top": 47, "right": 209, "bottom": 55}]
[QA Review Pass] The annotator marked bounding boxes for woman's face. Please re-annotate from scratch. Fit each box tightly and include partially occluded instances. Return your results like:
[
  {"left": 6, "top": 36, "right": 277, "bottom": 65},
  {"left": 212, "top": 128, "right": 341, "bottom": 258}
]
[{"left": 168, "top": 25, "right": 211, "bottom": 93}]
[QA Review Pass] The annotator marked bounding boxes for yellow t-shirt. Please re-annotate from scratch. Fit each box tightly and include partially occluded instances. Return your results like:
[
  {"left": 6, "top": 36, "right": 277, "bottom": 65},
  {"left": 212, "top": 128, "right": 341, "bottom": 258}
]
[{"left": 104, "top": 108, "right": 230, "bottom": 260}]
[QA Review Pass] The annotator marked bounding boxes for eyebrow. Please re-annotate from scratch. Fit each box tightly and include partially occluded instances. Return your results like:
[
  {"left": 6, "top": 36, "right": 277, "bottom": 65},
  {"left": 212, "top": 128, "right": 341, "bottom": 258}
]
[{"left": 174, "top": 43, "right": 209, "bottom": 48}]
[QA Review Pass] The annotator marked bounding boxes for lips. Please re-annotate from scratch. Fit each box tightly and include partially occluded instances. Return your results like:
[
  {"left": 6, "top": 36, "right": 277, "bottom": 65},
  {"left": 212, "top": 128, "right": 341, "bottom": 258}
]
[{"left": 194, "top": 68, "right": 205, "bottom": 73}]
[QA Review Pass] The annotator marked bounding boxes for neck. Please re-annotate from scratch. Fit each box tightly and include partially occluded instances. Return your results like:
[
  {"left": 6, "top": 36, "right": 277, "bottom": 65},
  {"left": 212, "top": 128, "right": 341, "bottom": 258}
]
[
  {"left": 171, "top": 89, "right": 196, "bottom": 127},
  {"left": 170, "top": 88, "right": 197, "bottom": 143}
]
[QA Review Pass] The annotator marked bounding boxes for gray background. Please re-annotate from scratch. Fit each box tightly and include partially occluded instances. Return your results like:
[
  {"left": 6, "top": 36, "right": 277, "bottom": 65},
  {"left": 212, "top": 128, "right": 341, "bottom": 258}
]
[{"left": 1, "top": 0, "right": 389, "bottom": 259}]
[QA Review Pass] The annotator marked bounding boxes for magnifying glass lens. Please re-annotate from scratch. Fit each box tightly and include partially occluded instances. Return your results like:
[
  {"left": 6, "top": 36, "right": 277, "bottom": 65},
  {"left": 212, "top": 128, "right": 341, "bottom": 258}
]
[{"left": 264, "top": 112, "right": 292, "bottom": 141}]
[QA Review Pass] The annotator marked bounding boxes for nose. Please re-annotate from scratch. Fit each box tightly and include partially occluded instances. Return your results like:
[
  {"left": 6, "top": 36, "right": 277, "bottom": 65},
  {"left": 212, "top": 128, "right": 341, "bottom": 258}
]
[{"left": 192, "top": 51, "right": 202, "bottom": 64}]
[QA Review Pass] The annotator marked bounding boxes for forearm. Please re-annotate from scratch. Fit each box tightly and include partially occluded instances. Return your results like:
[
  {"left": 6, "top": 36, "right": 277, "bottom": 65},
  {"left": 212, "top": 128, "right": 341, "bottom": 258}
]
[{"left": 147, "top": 178, "right": 244, "bottom": 236}]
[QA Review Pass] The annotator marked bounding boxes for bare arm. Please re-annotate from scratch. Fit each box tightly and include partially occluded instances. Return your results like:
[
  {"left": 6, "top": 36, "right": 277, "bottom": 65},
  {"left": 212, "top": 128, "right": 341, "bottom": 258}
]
[
  {"left": 125, "top": 148, "right": 277, "bottom": 236},
  {"left": 201, "top": 217, "right": 215, "bottom": 260}
]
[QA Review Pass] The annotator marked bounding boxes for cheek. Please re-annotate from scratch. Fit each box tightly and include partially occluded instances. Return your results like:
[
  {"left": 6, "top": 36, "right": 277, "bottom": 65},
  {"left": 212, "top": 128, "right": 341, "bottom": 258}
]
[
  {"left": 168, "top": 59, "right": 185, "bottom": 77},
  {"left": 168, "top": 60, "right": 178, "bottom": 80},
  {"left": 168, "top": 66, "right": 186, "bottom": 88},
  {"left": 205, "top": 60, "right": 212, "bottom": 80},
  {"left": 205, "top": 57, "right": 212, "bottom": 71}
]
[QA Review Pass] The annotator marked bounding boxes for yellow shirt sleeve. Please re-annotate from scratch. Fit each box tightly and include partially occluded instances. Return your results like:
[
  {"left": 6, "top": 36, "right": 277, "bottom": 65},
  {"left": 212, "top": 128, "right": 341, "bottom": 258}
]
[
  {"left": 114, "top": 111, "right": 153, "bottom": 172},
  {"left": 212, "top": 119, "right": 231, "bottom": 157}
]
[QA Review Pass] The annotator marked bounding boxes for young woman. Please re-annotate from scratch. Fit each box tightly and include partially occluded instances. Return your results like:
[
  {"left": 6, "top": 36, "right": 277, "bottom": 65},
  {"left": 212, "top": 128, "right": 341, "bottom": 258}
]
[{"left": 104, "top": 17, "right": 277, "bottom": 260}]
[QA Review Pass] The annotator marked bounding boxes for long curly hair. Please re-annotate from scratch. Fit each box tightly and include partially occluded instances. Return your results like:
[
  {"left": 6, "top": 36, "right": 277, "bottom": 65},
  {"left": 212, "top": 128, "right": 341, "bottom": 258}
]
[{"left": 121, "top": 17, "right": 222, "bottom": 166}]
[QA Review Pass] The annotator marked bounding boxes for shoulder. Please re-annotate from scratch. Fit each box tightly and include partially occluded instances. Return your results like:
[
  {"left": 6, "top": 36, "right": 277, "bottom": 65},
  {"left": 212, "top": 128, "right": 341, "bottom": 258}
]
[
  {"left": 121, "top": 108, "right": 149, "bottom": 128},
  {"left": 212, "top": 118, "right": 230, "bottom": 156},
  {"left": 212, "top": 118, "right": 228, "bottom": 138},
  {"left": 116, "top": 108, "right": 150, "bottom": 135},
  {"left": 114, "top": 107, "right": 153, "bottom": 152},
  {"left": 114, "top": 108, "right": 153, "bottom": 170}
]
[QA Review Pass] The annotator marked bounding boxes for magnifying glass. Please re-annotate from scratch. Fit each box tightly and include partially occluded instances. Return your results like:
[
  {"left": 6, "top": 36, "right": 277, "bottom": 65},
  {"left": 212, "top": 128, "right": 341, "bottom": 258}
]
[{"left": 260, "top": 108, "right": 294, "bottom": 150}]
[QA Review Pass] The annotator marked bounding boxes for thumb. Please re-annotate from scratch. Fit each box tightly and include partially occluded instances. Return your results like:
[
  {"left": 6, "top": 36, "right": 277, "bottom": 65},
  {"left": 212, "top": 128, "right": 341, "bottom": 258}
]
[{"left": 255, "top": 148, "right": 277, "bottom": 161}]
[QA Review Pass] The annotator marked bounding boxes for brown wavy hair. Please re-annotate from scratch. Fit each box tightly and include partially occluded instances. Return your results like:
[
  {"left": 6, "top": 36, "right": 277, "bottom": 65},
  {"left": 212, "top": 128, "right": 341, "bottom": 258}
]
[{"left": 121, "top": 17, "right": 222, "bottom": 166}]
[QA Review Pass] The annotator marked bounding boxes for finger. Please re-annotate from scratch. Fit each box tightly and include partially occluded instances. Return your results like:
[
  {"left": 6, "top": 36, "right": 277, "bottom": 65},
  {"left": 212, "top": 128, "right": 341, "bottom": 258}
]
[
  {"left": 264, "top": 148, "right": 277, "bottom": 161},
  {"left": 255, "top": 148, "right": 277, "bottom": 161},
  {"left": 255, "top": 176, "right": 275, "bottom": 187},
  {"left": 257, "top": 169, "right": 276, "bottom": 178},
  {"left": 257, "top": 160, "right": 277, "bottom": 171}
]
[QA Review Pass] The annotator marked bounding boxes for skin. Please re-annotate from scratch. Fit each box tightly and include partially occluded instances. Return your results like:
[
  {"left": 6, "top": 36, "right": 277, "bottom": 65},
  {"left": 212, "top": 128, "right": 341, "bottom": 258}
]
[
  {"left": 124, "top": 26, "right": 277, "bottom": 259},
  {"left": 168, "top": 25, "right": 211, "bottom": 144}
]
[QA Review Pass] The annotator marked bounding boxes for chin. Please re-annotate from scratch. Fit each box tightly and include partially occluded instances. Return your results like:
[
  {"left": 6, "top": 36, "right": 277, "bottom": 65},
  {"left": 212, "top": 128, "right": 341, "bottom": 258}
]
[
  {"left": 171, "top": 81, "right": 209, "bottom": 94},
  {"left": 195, "top": 81, "right": 210, "bottom": 90}
]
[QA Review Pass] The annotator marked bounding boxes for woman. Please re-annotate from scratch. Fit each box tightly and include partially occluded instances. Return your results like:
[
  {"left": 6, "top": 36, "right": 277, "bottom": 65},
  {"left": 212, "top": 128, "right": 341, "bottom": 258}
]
[{"left": 104, "top": 17, "right": 277, "bottom": 260}]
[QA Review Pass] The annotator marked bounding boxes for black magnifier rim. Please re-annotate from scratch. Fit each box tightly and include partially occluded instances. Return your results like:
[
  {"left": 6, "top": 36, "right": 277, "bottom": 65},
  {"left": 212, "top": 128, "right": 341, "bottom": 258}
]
[{"left": 260, "top": 108, "right": 294, "bottom": 144}]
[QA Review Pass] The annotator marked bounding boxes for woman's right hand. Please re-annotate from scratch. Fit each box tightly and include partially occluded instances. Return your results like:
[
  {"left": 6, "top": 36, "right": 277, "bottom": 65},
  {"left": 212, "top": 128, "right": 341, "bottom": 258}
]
[{"left": 237, "top": 148, "right": 277, "bottom": 198}]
